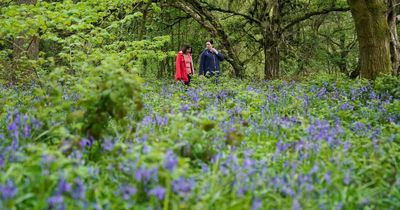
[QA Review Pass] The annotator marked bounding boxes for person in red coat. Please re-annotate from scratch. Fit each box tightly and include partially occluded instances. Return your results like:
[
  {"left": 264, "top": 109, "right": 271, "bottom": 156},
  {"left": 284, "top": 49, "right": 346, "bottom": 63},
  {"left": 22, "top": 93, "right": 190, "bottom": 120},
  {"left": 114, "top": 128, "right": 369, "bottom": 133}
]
[{"left": 175, "top": 45, "right": 194, "bottom": 85}]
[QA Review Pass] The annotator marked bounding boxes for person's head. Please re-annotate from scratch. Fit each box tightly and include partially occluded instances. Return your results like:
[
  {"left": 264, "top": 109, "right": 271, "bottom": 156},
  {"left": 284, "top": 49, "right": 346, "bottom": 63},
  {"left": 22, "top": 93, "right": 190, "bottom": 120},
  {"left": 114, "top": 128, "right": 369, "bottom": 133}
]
[
  {"left": 206, "top": 39, "right": 214, "bottom": 50},
  {"left": 181, "top": 44, "right": 192, "bottom": 54}
]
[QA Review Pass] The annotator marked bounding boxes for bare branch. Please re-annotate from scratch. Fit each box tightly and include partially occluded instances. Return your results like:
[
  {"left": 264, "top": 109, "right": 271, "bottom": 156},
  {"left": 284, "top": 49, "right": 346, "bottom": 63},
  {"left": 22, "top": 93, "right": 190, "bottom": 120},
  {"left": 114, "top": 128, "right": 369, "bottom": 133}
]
[
  {"left": 283, "top": 7, "right": 350, "bottom": 31},
  {"left": 199, "top": 2, "right": 263, "bottom": 26}
]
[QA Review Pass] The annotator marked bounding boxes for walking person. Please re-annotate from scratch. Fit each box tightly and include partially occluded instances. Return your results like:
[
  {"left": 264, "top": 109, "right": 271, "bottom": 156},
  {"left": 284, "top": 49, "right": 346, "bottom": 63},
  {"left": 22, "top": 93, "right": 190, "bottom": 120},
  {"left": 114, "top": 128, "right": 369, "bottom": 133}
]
[
  {"left": 175, "top": 44, "right": 195, "bottom": 86},
  {"left": 199, "top": 39, "right": 224, "bottom": 81}
]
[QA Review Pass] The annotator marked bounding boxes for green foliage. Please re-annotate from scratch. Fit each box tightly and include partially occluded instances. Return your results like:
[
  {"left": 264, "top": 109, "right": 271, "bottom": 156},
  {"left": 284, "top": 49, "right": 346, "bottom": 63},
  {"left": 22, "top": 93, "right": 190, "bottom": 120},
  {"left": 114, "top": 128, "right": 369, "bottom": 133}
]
[
  {"left": 0, "top": 0, "right": 174, "bottom": 85},
  {"left": 373, "top": 74, "right": 400, "bottom": 99}
]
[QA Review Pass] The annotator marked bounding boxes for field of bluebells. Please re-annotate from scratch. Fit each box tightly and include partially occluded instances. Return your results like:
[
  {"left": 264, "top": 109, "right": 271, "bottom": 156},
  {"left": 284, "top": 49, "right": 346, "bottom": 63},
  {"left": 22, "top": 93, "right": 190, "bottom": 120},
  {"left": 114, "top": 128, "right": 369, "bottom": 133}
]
[{"left": 0, "top": 76, "right": 399, "bottom": 210}]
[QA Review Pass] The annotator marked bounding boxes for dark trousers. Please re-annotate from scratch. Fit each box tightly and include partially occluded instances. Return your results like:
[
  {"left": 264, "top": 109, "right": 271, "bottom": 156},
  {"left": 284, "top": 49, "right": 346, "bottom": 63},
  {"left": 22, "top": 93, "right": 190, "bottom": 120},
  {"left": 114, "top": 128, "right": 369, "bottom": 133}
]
[{"left": 184, "top": 75, "right": 191, "bottom": 86}]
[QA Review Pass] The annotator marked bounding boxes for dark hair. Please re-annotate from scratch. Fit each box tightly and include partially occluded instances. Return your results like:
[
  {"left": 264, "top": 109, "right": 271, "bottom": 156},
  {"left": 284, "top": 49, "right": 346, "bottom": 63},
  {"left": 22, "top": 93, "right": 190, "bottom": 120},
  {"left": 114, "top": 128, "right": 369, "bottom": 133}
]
[
  {"left": 208, "top": 39, "right": 214, "bottom": 44},
  {"left": 181, "top": 44, "right": 192, "bottom": 54}
]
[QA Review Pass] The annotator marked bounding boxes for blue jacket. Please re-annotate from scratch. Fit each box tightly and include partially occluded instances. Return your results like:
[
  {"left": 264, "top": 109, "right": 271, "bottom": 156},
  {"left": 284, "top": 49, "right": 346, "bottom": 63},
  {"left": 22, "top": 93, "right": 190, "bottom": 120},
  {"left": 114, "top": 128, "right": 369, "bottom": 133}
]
[{"left": 199, "top": 49, "right": 224, "bottom": 75}]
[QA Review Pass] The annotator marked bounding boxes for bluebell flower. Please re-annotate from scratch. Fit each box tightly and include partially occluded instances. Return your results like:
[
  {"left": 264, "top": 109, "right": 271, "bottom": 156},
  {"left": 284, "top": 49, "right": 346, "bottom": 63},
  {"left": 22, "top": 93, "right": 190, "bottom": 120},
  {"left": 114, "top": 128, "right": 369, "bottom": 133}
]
[
  {"left": 343, "top": 171, "right": 351, "bottom": 185},
  {"left": 180, "top": 104, "right": 189, "bottom": 112},
  {"left": 251, "top": 198, "right": 262, "bottom": 210},
  {"left": 336, "top": 202, "right": 344, "bottom": 210},
  {"left": 172, "top": 177, "right": 195, "bottom": 196},
  {"left": 0, "top": 154, "right": 4, "bottom": 168},
  {"left": 0, "top": 180, "right": 17, "bottom": 200},
  {"left": 72, "top": 178, "right": 85, "bottom": 199},
  {"left": 23, "top": 124, "right": 30, "bottom": 138},
  {"left": 119, "top": 185, "right": 137, "bottom": 200},
  {"left": 292, "top": 199, "right": 301, "bottom": 210},
  {"left": 79, "top": 138, "right": 92, "bottom": 149},
  {"left": 47, "top": 195, "right": 64, "bottom": 210},
  {"left": 141, "top": 115, "right": 152, "bottom": 126},
  {"left": 56, "top": 179, "right": 71, "bottom": 194},
  {"left": 164, "top": 150, "right": 178, "bottom": 172},
  {"left": 324, "top": 172, "right": 332, "bottom": 185},
  {"left": 201, "top": 163, "right": 209, "bottom": 173},
  {"left": 88, "top": 166, "right": 99, "bottom": 178},
  {"left": 242, "top": 150, "right": 255, "bottom": 169},
  {"left": 236, "top": 186, "right": 247, "bottom": 197},
  {"left": 149, "top": 167, "right": 159, "bottom": 182},
  {"left": 102, "top": 140, "right": 114, "bottom": 152},
  {"left": 32, "top": 119, "right": 42, "bottom": 129},
  {"left": 282, "top": 186, "right": 295, "bottom": 197},
  {"left": 135, "top": 166, "right": 148, "bottom": 182},
  {"left": 142, "top": 145, "right": 151, "bottom": 154},
  {"left": 148, "top": 186, "right": 166, "bottom": 200}
]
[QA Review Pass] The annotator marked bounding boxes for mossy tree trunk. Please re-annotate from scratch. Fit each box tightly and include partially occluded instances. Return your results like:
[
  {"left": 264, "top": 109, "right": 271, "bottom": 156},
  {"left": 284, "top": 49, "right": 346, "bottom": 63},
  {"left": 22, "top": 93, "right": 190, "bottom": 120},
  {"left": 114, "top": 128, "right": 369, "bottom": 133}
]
[{"left": 347, "top": 0, "right": 392, "bottom": 79}]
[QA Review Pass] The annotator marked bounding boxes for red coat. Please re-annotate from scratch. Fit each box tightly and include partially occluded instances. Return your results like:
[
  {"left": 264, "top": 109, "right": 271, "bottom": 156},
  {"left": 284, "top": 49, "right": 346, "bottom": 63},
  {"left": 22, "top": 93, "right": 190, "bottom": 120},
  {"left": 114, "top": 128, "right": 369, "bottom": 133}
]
[{"left": 175, "top": 51, "right": 194, "bottom": 82}]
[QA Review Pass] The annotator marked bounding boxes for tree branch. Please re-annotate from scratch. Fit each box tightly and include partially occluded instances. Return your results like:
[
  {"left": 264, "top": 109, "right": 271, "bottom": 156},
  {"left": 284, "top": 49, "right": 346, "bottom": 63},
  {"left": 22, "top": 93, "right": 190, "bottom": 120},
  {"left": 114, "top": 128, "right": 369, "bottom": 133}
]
[
  {"left": 199, "top": 1, "right": 262, "bottom": 26},
  {"left": 283, "top": 7, "right": 350, "bottom": 31},
  {"left": 162, "top": 15, "right": 192, "bottom": 28}
]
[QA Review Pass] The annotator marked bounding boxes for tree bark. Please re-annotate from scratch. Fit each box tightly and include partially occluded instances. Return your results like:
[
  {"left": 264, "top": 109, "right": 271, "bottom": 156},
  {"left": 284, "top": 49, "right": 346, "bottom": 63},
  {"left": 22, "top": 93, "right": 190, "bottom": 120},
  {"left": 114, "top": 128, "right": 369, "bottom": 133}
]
[
  {"left": 264, "top": 44, "right": 280, "bottom": 80},
  {"left": 387, "top": 0, "right": 400, "bottom": 76},
  {"left": 263, "top": 1, "right": 282, "bottom": 80},
  {"left": 347, "top": 0, "right": 392, "bottom": 79},
  {"left": 169, "top": 0, "right": 244, "bottom": 78},
  {"left": 138, "top": 1, "right": 152, "bottom": 40}
]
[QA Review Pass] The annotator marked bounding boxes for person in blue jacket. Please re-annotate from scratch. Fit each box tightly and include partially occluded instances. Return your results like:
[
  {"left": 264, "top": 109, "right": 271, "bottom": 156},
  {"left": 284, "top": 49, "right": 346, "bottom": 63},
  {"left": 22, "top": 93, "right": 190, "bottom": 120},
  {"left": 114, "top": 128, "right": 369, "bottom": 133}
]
[{"left": 199, "top": 39, "right": 224, "bottom": 77}]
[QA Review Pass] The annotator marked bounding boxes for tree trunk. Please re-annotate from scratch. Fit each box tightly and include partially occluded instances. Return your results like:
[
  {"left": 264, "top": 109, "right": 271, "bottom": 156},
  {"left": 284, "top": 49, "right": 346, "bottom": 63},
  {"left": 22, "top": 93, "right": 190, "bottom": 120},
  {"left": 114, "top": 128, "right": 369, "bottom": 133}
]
[
  {"left": 138, "top": 1, "right": 152, "bottom": 40},
  {"left": 171, "top": 0, "right": 244, "bottom": 78},
  {"left": 387, "top": 0, "right": 400, "bottom": 76},
  {"left": 347, "top": 0, "right": 392, "bottom": 79},
  {"left": 264, "top": 44, "right": 280, "bottom": 80}
]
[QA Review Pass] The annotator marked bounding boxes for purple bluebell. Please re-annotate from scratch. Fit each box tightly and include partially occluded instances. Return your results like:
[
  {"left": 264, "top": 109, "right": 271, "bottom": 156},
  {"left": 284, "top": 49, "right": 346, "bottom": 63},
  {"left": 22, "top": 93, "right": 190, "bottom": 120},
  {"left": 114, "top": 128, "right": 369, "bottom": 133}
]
[
  {"left": 148, "top": 186, "right": 166, "bottom": 200},
  {"left": 310, "top": 164, "right": 319, "bottom": 174},
  {"left": 102, "top": 140, "right": 114, "bottom": 152},
  {"left": 234, "top": 185, "right": 245, "bottom": 197},
  {"left": 360, "top": 198, "right": 369, "bottom": 206},
  {"left": 164, "top": 150, "right": 178, "bottom": 172},
  {"left": 292, "top": 199, "right": 301, "bottom": 210},
  {"left": 343, "top": 170, "right": 351, "bottom": 185},
  {"left": 47, "top": 195, "right": 64, "bottom": 210},
  {"left": 142, "top": 145, "right": 151, "bottom": 154},
  {"left": 282, "top": 186, "right": 295, "bottom": 197},
  {"left": 0, "top": 154, "right": 4, "bottom": 168},
  {"left": 340, "top": 102, "right": 353, "bottom": 110},
  {"left": 336, "top": 202, "right": 344, "bottom": 210},
  {"left": 172, "top": 177, "right": 195, "bottom": 196},
  {"left": 141, "top": 116, "right": 152, "bottom": 126},
  {"left": 180, "top": 104, "right": 190, "bottom": 112},
  {"left": 79, "top": 138, "right": 92, "bottom": 149},
  {"left": 324, "top": 172, "right": 332, "bottom": 185},
  {"left": 8, "top": 121, "right": 19, "bottom": 150},
  {"left": 56, "top": 179, "right": 71, "bottom": 194},
  {"left": 72, "top": 178, "right": 85, "bottom": 199},
  {"left": 119, "top": 185, "right": 137, "bottom": 200},
  {"left": 0, "top": 180, "right": 17, "bottom": 199},
  {"left": 23, "top": 123, "right": 30, "bottom": 138},
  {"left": 149, "top": 167, "right": 159, "bottom": 182},
  {"left": 201, "top": 163, "right": 209, "bottom": 173},
  {"left": 88, "top": 166, "right": 99, "bottom": 179},
  {"left": 135, "top": 166, "right": 150, "bottom": 182},
  {"left": 251, "top": 198, "right": 262, "bottom": 210}
]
